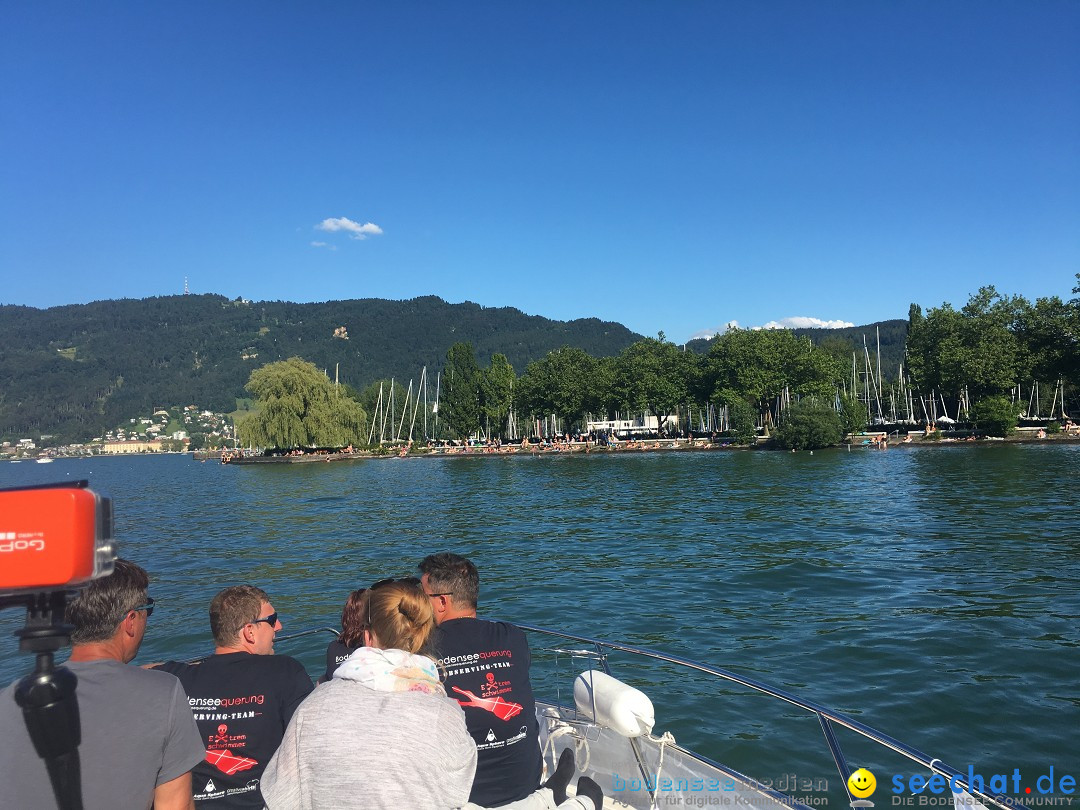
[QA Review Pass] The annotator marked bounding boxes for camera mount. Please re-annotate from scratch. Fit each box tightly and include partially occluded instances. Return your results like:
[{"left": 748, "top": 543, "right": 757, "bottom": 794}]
[{"left": 2, "top": 590, "right": 84, "bottom": 810}]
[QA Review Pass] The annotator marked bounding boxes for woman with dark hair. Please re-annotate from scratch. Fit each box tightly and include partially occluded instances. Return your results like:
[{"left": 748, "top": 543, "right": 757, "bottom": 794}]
[
  {"left": 261, "top": 578, "right": 602, "bottom": 810},
  {"left": 320, "top": 587, "right": 367, "bottom": 682}
]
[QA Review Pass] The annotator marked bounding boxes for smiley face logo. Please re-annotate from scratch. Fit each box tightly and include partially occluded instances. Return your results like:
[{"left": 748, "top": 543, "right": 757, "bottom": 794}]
[{"left": 848, "top": 768, "right": 877, "bottom": 798}]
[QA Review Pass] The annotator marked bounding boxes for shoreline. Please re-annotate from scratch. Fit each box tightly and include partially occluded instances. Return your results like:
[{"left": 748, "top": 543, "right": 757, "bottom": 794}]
[{"left": 205, "top": 431, "right": 1080, "bottom": 464}]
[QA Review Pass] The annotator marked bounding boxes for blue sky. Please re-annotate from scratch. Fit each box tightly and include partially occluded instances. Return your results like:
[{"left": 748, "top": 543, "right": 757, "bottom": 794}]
[{"left": 2, "top": 2, "right": 1077, "bottom": 343}]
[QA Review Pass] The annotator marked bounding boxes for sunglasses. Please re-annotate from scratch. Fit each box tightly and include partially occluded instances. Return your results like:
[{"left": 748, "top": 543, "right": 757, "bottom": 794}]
[
  {"left": 131, "top": 597, "right": 155, "bottom": 618},
  {"left": 250, "top": 612, "right": 278, "bottom": 627}
]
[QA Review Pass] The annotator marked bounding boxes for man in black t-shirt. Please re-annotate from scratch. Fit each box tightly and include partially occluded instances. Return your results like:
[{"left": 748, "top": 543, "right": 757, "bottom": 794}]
[
  {"left": 156, "top": 585, "right": 313, "bottom": 808},
  {"left": 419, "top": 553, "right": 543, "bottom": 807}
]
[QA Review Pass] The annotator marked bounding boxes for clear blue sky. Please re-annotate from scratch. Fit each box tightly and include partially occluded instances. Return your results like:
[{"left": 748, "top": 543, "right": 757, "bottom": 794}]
[{"left": 2, "top": 2, "right": 1077, "bottom": 343}]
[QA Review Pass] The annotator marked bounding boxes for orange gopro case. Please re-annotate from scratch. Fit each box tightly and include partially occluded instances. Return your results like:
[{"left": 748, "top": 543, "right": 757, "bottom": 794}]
[{"left": 0, "top": 486, "right": 113, "bottom": 593}]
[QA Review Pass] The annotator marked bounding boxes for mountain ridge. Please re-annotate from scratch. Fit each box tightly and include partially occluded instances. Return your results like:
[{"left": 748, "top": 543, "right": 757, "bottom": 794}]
[
  {"left": 0, "top": 293, "right": 641, "bottom": 442},
  {"left": 0, "top": 293, "right": 907, "bottom": 443}
]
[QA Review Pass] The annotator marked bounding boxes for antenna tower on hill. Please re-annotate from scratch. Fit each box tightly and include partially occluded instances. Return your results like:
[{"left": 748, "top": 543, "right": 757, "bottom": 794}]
[{"left": 183, "top": 276, "right": 189, "bottom": 295}]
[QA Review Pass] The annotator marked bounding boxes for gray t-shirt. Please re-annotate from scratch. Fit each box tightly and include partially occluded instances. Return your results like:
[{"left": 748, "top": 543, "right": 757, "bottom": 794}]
[{"left": 0, "top": 657, "right": 205, "bottom": 810}]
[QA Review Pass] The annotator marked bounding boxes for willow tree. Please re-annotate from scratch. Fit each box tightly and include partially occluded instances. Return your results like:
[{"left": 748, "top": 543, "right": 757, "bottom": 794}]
[{"left": 237, "top": 357, "right": 368, "bottom": 449}]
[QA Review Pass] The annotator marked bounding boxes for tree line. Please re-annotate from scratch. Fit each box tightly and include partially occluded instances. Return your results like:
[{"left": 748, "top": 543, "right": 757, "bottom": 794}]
[{"left": 238, "top": 277, "right": 1079, "bottom": 450}]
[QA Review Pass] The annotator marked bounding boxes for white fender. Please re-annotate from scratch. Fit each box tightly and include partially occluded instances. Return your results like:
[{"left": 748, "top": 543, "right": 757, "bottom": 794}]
[{"left": 574, "top": 669, "right": 655, "bottom": 738}]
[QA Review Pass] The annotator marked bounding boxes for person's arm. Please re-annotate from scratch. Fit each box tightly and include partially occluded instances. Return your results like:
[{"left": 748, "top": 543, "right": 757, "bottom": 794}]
[
  {"left": 437, "top": 702, "right": 478, "bottom": 810},
  {"left": 281, "top": 660, "right": 315, "bottom": 727},
  {"left": 153, "top": 771, "right": 195, "bottom": 810},
  {"left": 261, "top": 709, "right": 304, "bottom": 809}
]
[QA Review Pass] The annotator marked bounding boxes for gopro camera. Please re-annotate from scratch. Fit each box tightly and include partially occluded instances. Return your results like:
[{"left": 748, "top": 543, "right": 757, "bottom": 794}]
[{"left": 0, "top": 481, "right": 116, "bottom": 596}]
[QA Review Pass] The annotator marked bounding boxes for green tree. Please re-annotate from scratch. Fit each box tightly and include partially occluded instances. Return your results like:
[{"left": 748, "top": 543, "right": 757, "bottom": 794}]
[
  {"left": 773, "top": 400, "right": 843, "bottom": 450},
  {"left": 237, "top": 357, "right": 368, "bottom": 448},
  {"left": 613, "top": 335, "right": 690, "bottom": 434},
  {"left": 590, "top": 356, "right": 619, "bottom": 418},
  {"left": 838, "top": 393, "right": 868, "bottom": 437},
  {"left": 515, "top": 346, "right": 596, "bottom": 430},
  {"left": 907, "top": 287, "right": 1026, "bottom": 401},
  {"left": 714, "top": 388, "right": 757, "bottom": 444},
  {"left": 959, "top": 287, "right": 1025, "bottom": 397},
  {"left": 970, "top": 395, "right": 1018, "bottom": 437},
  {"left": 702, "top": 328, "right": 842, "bottom": 416},
  {"left": 1015, "top": 293, "right": 1078, "bottom": 390},
  {"left": 480, "top": 353, "right": 515, "bottom": 439},
  {"left": 444, "top": 342, "right": 481, "bottom": 440}
]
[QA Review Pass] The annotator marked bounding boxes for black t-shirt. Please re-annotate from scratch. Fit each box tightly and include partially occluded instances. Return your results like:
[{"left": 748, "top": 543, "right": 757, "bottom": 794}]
[
  {"left": 432, "top": 617, "right": 542, "bottom": 807},
  {"left": 322, "top": 639, "right": 358, "bottom": 682},
  {"left": 157, "top": 652, "right": 313, "bottom": 808}
]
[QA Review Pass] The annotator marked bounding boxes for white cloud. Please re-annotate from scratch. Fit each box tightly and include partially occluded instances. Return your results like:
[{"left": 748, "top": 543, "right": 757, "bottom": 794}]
[
  {"left": 757, "top": 316, "right": 855, "bottom": 330},
  {"left": 690, "top": 320, "right": 740, "bottom": 340},
  {"left": 690, "top": 316, "right": 853, "bottom": 340},
  {"left": 315, "top": 217, "right": 383, "bottom": 240},
  {"left": 310, "top": 241, "right": 337, "bottom": 251}
]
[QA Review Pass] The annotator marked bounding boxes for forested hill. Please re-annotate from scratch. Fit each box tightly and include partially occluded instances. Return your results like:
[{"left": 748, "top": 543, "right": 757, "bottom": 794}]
[
  {"left": 686, "top": 319, "right": 909, "bottom": 381},
  {"left": 0, "top": 294, "right": 640, "bottom": 442}
]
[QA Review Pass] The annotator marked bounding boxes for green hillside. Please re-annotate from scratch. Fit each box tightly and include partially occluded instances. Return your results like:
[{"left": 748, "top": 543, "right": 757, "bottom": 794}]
[{"left": 0, "top": 294, "right": 640, "bottom": 442}]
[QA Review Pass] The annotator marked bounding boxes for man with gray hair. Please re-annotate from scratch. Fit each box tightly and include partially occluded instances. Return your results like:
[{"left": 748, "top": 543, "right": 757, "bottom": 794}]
[
  {"left": 420, "top": 552, "right": 544, "bottom": 807},
  {"left": 156, "top": 585, "right": 313, "bottom": 808},
  {"left": 0, "top": 558, "right": 204, "bottom": 809}
]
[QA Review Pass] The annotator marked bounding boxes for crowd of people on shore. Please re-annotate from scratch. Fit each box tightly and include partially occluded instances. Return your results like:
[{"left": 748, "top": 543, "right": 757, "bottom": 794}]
[
  {"left": 0, "top": 553, "right": 604, "bottom": 810},
  {"left": 429, "top": 431, "right": 704, "bottom": 455}
]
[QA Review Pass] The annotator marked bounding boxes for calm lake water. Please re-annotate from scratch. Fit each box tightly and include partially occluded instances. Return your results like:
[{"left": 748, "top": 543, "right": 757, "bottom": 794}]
[{"left": 2, "top": 446, "right": 1077, "bottom": 800}]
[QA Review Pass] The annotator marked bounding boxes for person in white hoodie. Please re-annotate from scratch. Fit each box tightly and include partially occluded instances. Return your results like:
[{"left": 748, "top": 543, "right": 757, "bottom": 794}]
[{"left": 260, "top": 578, "right": 602, "bottom": 810}]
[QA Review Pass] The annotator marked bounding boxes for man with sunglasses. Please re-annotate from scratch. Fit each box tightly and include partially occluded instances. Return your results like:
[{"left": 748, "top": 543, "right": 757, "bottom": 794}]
[
  {"left": 419, "top": 552, "right": 543, "bottom": 808},
  {"left": 155, "top": 585, "right": 313, "bottom": 808},
  {"left": 0, "top": 558, "right": 205, "bottom": 810}
]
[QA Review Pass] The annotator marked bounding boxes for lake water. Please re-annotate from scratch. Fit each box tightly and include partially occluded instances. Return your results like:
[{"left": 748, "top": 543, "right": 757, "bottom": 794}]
[{"left": 2, "top": 446, "right": 1077, "bottom": 802}]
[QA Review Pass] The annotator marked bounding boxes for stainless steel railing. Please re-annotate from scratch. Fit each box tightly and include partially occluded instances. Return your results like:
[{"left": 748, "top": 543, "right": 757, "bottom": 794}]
[
  {"left": 513, "top": 623, "right": 1020, "bottom": 810},
  {"left": 268, "top": 623, "right": 1019, "bottom": 810}
]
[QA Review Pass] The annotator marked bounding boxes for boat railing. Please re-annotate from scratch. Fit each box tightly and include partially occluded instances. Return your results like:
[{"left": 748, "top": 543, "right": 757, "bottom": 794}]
[
  {"left": 512, "top": 623, "right": 1019, "bottom": 810},
  {"left": 183, "top": 626, "right": 340, "bottom": 664},
  {"left": 265, "top": 624, "right": 1017, "bottom": 810}
]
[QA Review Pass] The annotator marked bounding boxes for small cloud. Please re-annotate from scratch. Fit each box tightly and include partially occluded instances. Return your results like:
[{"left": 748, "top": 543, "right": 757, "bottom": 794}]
[
  {"left": 690, "top": 320, "right": 740, "bottom": 340},
  {"left": 315, "top": 217, "right": 383, "bottom": 240},
  {"left": 690, "top": 317, "right": 852, "bottom": 340},
  {"left": 310, "top": 241, "right": 337, "bottom": 251},
  {"left": 756, "top": 316, "right": 855, "bottom": 330}
]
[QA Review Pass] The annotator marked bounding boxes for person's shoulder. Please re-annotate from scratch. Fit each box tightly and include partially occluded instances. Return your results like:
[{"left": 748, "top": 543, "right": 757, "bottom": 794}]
[
  {"left": 257, "top": 654, "right": 314, "bottom": 688},
  {"left": 153, "top": 659, "right": 197, "bottom": 676},
  {"left": 206, "top": 652, "right": 306, "bottom": 676},
  {"left": 264, "top": 653, "right": 308, "bottom": 672},
  {"left": 441, "top": 618, "right": 529, "bottom": 649},
  {"left": 475, "top": 617, "right": 528, "bottom": 639},
  {"left": 73, "top": 659, "right": 189, "bottom": 695},
  {"left": 124, "top": 663, "right": 189, "bottom": 692}
]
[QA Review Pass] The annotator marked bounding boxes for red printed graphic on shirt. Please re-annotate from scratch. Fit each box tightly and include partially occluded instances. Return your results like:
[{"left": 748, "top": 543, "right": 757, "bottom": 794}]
[
  {"left": 452, "top": 685, "right": 523, "bottom": 720},
  {"left": 207, "top": 722, "right": 248, "bottom": 751},
  {"left": 205, "top": 749, "right": 258, "bottom": 776}
]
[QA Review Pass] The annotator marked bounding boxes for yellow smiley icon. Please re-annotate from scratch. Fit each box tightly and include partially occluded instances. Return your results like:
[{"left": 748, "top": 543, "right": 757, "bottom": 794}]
[{"left": 848, "top": 768, "right": 877, "bottom": 798}]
